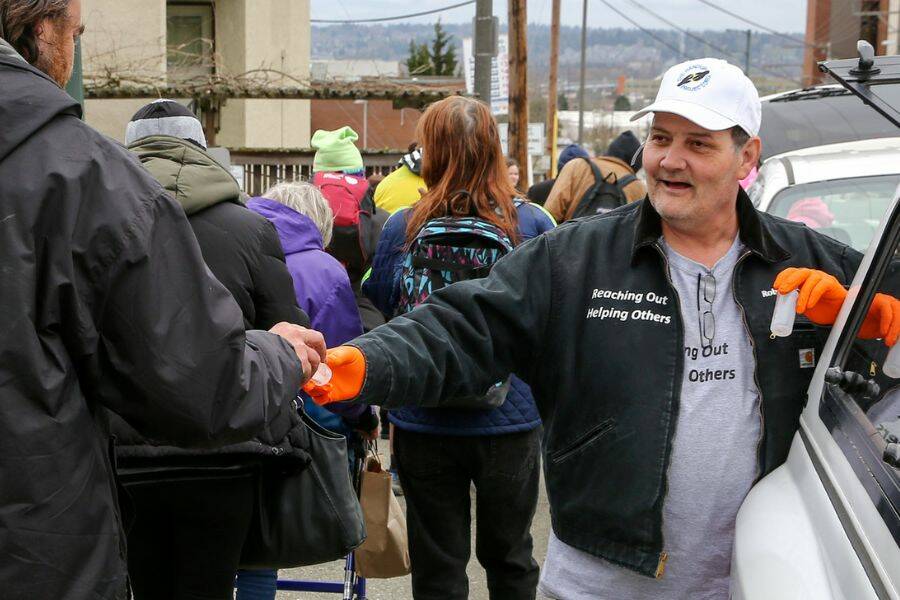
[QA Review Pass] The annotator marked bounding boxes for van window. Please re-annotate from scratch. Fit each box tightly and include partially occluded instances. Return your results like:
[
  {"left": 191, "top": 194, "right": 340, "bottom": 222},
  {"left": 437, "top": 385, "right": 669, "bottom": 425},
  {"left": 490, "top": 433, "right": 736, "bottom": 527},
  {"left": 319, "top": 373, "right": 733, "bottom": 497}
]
[
  {"left": 768, "top": 174, "right": 900, "bottom": 252},
  {"left": 826, "top": 228, "right": 900, "bottom": 538}
]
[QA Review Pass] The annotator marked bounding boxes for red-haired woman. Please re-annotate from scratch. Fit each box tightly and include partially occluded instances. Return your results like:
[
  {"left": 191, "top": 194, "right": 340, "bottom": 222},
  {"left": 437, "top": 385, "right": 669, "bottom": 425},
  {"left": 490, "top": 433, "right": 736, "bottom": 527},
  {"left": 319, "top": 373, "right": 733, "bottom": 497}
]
[{"left": 363, "top": 96, "right": 555, "bottom": 599}]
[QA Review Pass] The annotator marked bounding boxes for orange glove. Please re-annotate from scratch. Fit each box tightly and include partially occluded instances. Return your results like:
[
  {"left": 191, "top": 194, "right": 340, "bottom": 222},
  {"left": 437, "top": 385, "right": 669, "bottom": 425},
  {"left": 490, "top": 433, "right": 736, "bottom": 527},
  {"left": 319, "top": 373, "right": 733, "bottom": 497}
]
[
  {"left": 773, "top": 267, "right": 847, "bottom": 325},
  {"left": 858, "top": 293, "right": 900, "bottom": 347},
  {"left": 303, "top": 346, "right": 367, "bottom": 405}
]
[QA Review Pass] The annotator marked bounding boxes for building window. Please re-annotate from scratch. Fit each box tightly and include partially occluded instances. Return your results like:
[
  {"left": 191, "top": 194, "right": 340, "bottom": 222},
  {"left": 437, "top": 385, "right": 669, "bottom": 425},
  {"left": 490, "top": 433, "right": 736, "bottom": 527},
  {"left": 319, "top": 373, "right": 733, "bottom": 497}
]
[{"left": 167, "top": 2, "right": 214, "bottom": 82}]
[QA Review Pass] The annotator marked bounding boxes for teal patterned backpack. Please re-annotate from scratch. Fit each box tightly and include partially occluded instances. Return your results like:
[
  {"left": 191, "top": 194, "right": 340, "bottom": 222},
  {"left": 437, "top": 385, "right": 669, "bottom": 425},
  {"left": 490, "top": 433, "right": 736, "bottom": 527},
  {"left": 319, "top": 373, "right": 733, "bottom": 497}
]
[
  {"left": 396, "top": 216, "right": 513, "bottom": 314},
  {"left": 396, "top": 214, "right": 514, "bottom": 408}
]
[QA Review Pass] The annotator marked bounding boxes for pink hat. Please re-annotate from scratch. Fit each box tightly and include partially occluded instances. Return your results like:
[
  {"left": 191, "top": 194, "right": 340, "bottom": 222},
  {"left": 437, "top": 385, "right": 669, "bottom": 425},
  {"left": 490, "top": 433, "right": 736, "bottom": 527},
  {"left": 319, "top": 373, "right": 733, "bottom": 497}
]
[{"left": 786, "top": 197, "right": 834, "bottom": 229}]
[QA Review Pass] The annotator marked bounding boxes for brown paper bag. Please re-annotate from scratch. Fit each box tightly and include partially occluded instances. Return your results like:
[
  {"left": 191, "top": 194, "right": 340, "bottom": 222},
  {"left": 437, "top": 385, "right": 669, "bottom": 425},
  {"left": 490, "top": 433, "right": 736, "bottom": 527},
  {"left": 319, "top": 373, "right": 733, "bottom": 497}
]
[{"left": 354, "top": 454, "right": 411, "bottom": 578}]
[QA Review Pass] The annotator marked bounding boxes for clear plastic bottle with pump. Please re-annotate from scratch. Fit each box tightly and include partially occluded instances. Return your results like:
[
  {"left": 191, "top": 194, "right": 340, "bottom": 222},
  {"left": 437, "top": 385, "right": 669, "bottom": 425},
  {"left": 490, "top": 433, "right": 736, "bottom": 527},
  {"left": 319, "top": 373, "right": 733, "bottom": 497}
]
[{"left": 884, "top": 344, "right": 900, "bottom": 378}]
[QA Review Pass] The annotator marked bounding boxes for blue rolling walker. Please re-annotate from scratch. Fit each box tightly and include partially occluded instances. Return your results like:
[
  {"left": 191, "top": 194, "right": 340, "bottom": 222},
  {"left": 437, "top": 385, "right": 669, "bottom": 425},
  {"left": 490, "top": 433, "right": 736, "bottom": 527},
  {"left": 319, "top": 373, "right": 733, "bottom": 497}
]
[{"left": 275, "top": 438, "right": 369, "bottom": 599}]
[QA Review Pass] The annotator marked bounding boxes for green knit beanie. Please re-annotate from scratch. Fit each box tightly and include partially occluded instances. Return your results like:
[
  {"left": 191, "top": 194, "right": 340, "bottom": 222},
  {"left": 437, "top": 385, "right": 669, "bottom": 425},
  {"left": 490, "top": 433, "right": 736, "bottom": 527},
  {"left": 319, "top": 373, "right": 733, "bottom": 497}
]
[{"left": 311, "top": 126, "right": 364, "bottom": 173}]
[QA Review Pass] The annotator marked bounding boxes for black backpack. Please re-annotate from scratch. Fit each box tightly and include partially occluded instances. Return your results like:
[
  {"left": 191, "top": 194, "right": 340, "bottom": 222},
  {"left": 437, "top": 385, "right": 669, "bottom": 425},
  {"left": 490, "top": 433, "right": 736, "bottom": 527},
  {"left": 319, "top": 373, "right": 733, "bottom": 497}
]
[{"left": 570, "top": 158, "right": 637, "bottom": 218}]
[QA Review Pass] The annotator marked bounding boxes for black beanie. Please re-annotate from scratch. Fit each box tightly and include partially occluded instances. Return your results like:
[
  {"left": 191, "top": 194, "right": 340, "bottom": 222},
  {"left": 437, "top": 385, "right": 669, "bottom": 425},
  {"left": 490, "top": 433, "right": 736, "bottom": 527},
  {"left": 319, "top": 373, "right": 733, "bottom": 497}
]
[
  {"left": 126, "top": 99, "right": 207, "bottom": 148},
  {"left": 606, "top": 130, "right": 642, "bottom": 171}
]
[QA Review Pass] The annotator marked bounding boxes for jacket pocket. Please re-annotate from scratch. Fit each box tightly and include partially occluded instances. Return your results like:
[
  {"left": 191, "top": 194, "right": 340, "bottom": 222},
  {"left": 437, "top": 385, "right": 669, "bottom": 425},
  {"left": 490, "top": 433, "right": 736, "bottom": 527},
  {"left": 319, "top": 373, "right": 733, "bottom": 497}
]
[{"left": 550, "top": 418, "right": 615, "bottom": 465}]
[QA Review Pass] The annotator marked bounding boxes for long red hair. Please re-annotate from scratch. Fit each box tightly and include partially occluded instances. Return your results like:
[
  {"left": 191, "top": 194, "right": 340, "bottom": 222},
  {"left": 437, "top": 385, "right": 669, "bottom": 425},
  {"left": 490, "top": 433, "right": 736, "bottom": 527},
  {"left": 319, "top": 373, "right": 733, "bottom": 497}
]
[{"left": 405, "top": 96, "right": 520, "bottom": 245}]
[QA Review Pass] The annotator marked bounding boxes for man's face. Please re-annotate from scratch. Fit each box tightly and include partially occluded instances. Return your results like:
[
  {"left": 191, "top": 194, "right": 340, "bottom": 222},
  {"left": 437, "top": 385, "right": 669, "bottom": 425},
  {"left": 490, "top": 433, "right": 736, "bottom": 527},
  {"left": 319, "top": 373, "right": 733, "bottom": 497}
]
[
  {"left": 34, "top": 0, "right": 83, "bottom": 87},
  {"left": 643, "top": 112, "right": 759, "bottom": 228}
]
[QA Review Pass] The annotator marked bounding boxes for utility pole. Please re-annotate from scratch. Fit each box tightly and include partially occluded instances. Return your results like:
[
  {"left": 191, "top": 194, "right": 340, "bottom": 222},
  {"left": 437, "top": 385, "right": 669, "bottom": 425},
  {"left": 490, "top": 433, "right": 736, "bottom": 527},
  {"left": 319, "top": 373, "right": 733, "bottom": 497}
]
[
  {"left": 547, "top": 0, "right": 561, "bottom": 177},
  {"left": 744, "top": 29, "right": 752, "bottom": 76},
  {"left": 577, "top": 0, "right": 588, "bottom": 145},
  {"left": 474, "top": 0, "right": 495, "bottom": 107},
  {"left": 508, "top": 0, "right": 528, "bottom": 188}
]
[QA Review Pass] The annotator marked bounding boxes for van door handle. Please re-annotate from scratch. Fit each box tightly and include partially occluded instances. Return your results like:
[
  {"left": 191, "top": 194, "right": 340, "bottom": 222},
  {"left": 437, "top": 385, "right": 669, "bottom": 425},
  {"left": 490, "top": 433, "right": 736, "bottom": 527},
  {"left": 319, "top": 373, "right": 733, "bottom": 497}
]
[{"left": 825, "top": 367, "right": 881, "bottom": 400}]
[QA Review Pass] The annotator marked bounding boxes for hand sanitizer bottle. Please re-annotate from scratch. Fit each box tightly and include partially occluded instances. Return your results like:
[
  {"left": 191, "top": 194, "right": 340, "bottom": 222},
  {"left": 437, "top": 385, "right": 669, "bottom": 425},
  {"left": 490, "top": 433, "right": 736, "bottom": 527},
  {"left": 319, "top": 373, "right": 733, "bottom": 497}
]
[
  {"left": 310, "top": 363, "right": 333, "bottom": 386},
  {"left": 770, "top": 290, "right": 799, "bottom": 338},
  {"left": 884, "top": 344, "right": 900, "bottom": 378}
]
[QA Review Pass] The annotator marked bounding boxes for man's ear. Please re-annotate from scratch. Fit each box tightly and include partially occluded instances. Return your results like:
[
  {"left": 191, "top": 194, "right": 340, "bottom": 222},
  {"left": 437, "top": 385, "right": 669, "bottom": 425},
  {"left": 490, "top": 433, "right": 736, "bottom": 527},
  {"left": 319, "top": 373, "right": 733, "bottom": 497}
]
[{"left": 736, "top": 137, "right": 761, "bottom": 180}]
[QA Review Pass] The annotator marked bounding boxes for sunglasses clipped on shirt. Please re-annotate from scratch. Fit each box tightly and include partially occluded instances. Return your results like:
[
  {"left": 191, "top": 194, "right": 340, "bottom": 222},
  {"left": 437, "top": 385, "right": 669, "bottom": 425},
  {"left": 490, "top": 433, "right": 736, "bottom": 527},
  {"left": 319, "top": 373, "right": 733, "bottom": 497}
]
[{"left": 697, "top": 273, "right": 716, "bottom": 348}]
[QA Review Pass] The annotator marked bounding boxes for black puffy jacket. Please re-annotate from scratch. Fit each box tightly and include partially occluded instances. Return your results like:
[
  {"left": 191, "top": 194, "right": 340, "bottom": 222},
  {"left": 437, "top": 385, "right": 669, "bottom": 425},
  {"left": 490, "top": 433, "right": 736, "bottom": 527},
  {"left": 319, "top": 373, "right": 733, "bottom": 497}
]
[
  {"left": 128, "top": 135, "right": 308, "bottom": 332},
  {"left": 0, "top": 46, "right": 302, "bottom": 599},
  {"left": 110, "top": 136, "right": 312, "bottom": 461}
]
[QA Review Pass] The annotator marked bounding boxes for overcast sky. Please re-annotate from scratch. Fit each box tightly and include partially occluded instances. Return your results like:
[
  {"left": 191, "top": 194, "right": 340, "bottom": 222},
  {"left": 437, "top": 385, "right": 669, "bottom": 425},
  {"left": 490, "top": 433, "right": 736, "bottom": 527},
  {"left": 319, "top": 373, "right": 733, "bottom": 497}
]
[{"left": 311, "top": 0, "right": 807, "bottom": 33}]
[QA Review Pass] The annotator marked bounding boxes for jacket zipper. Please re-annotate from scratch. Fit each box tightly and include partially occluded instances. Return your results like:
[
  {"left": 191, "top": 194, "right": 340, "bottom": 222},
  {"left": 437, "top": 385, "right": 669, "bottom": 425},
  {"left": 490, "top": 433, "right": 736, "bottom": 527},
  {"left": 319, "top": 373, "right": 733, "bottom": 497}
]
[
  {"left": 651, "top": 242, "right": 684, "bottom": 579},
  {"left": 733, "top": 250, "right": 766, "bottom": 482},
  {"left": 655, "top": 551, "right": 669, "bottom": 579}
]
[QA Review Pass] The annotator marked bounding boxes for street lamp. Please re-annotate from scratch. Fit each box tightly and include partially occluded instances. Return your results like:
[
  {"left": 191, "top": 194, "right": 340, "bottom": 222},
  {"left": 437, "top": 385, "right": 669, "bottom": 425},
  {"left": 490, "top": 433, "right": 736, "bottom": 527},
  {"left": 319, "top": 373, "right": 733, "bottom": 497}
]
[{"left": 354, "top": 99, "right": 368, "bottom": 149}]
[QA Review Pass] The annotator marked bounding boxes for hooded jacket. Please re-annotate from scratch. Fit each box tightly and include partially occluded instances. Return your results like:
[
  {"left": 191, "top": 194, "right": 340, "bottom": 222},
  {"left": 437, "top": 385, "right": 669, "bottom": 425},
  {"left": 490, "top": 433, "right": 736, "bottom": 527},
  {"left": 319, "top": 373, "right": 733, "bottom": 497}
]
[
  {"left": 248, "top": 197, "right": 376, "bottom": 435},
  {"left": 349, "top": 190, "right": 861, "bottom": 577},
  {"left": 128, "top": 135, "right": 306, "bottom": 331},
  {"left": 111, "top": 136, "right": 310, "bottom": 459},
  {"left": 247, "top": 198, "right": 361, "bottom": 346},
  {"left": 0, "top": 45, "right": 301, "bottom": 599}
]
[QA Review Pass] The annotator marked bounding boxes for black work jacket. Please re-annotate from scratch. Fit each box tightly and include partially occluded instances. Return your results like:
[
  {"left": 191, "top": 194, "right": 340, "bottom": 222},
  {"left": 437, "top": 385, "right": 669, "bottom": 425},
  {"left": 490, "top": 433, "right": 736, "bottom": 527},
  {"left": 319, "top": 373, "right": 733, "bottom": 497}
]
[
  {"left": 0, "top": 50, "right": 302, "bottom": 598},
  {"left": 351, "top": 189, "right": 861, "bottom": 578}
]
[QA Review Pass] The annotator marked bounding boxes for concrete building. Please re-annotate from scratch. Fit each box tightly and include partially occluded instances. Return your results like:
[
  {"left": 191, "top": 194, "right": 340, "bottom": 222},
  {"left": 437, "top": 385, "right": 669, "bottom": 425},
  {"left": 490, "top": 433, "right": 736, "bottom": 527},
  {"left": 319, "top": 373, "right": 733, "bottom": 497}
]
[
  {"left": 80, "top": 0, "right": 311, "bottom": 148},
  {"left": 803, "top": 0, "right": 899, "bottom": 86}
]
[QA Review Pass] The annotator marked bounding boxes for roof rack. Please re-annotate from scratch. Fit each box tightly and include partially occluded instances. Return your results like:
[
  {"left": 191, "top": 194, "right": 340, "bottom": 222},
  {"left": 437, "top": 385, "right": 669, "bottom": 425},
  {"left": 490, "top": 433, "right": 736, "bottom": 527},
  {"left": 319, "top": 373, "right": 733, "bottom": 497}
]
[
  {"left": 819, "top": 40, "right": 900, "bottom": 127},
  {"left": 767, "top": 86, "right": 851, "bottom": 103}
]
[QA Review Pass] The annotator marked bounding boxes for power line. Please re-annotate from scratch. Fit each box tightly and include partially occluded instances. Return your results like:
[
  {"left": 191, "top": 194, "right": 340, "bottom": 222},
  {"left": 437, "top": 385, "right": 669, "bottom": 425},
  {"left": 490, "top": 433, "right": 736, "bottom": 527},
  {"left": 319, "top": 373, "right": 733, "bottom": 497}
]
[
  {"left": 694, "top": 0, "right": 820, "bottom": 49},
  {"left": 311, "top": 0, "right": 476, "bottom": 24},
  {"left": 594, "top": 0, "right": 686, "bottom": 57},
  {"left": 626, "top": 0, "right": 736, "bottom": 57},
  {"left": 624, "top": 0, "right": 802, "bottom": 85}
]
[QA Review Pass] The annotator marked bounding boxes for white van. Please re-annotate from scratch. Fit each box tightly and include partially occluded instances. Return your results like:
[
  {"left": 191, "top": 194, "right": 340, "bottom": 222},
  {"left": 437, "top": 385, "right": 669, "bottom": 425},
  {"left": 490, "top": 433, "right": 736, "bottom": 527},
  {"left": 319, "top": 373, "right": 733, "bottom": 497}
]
[{"left": 732, "top": 44, "right": 900, "bottom": 599}]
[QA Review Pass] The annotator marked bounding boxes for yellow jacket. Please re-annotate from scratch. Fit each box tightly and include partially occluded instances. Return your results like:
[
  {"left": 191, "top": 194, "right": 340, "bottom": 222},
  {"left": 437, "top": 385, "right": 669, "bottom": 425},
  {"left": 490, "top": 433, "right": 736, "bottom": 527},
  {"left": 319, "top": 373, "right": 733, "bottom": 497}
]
[{"left": 374, "top": 165, "right": 426, "bottom": 214}]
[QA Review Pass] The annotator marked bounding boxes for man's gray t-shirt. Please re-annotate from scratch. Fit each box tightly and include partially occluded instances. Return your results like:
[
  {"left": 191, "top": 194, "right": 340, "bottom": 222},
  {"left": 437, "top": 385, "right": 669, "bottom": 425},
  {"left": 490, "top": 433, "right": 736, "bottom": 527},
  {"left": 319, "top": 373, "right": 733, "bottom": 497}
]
[{"left": 539, "top": 236, "right": 763, "bottom": 600}]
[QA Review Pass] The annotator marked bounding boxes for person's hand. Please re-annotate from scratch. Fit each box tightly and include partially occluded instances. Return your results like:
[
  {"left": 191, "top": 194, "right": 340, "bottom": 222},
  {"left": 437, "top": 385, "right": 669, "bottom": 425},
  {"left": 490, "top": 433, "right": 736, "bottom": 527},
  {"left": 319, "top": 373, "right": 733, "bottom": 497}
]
[
  {"left": 303, "top": 346, "right": 367, "bottom": 404},
  {"left": 268, "top": 323, "right": 326, "bottom": 382},
  {"left": 773, "top": 267, "right": 847, "bottom": 325},
  {"left": 859, "top": 293, "right": 900, "bottom": 346}
]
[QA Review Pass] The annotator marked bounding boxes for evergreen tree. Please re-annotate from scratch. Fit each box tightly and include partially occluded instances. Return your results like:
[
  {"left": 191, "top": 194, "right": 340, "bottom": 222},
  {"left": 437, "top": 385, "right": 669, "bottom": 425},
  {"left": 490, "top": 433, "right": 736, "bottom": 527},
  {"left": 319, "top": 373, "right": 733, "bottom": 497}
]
[
  {"left": 613, "top": 95, "right": 632, "bottom": 111},
  {"left": 559, "top": 94, "right": 569, "bottom": 111},
  {"left": 429, "top": 20, "right": 458, "bottom": 76},
  {"left": 406, "top": 39, "right": 431, "bottom": 76}
]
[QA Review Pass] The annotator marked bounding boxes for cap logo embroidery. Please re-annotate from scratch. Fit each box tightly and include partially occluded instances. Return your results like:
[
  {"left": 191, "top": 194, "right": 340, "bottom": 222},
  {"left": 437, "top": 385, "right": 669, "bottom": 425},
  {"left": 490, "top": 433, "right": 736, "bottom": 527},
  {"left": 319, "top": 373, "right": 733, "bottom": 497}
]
[{"left": 676, "top": 67, "right": 711, "bottom": 91}]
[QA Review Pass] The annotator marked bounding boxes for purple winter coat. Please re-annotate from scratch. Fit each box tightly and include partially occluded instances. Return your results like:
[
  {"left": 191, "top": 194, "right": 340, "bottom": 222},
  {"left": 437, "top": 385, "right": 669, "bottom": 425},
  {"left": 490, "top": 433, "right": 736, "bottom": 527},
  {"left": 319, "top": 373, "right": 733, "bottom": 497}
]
[
  {"left": 248, "top": 197, "right": 371, "bottom": 430},
  {"left": 248, "top": 197, "right": 363, "bottom": 344}
]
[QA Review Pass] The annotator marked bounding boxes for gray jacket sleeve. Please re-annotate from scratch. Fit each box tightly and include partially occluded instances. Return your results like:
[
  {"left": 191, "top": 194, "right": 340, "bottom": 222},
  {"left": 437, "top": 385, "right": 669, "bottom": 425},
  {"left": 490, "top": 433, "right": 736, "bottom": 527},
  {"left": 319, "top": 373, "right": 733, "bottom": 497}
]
[
  {"left": 84, "top": 190, "right": 302, "bottom": 448},
  {"left": 352, "top": 233, "right": 555, "bottom": 410}
]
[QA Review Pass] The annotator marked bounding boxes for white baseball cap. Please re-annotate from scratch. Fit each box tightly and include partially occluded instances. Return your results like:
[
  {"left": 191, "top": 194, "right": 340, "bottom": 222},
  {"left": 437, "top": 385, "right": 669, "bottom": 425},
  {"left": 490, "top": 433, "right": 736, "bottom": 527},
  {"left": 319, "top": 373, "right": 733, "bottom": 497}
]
[{"left": 631, "top": 58, "right": 761, "bottom": 137}]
